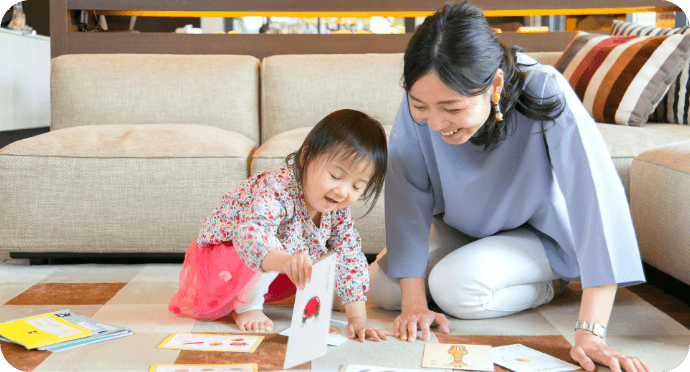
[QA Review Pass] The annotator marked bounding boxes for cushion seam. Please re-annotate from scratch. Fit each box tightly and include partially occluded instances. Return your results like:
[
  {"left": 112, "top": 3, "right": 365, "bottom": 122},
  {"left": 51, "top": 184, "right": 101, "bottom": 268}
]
[{"left": 633, "top": 158, "right": 690, "bottom": 175}]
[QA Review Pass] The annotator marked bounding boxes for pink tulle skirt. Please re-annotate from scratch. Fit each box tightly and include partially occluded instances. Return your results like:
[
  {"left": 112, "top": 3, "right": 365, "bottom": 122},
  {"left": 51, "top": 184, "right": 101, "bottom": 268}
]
[{"left": 168, "top": 237, "right": 296, "bottom": 320}]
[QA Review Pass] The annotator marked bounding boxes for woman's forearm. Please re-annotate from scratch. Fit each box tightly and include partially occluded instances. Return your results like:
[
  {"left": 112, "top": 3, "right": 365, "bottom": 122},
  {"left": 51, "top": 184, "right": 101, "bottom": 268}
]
[
  {"left": 577, "top": 283, "right": 617, "bottom": 335},
  {"left": 400, "top": 277, "right": 428, "bottom": 310}
]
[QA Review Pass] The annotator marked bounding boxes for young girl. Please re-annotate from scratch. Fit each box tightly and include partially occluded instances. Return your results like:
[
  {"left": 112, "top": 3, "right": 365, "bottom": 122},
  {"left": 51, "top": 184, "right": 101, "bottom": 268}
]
[{"left": 169, "top": 109, "right": 391, "bottom": 342}]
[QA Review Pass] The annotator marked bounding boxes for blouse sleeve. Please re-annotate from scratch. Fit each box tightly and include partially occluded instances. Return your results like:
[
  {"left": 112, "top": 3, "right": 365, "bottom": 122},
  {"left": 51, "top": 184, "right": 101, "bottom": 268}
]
[
  {"left": 541, "top": 70, "right": 645, "bottom": 289},
  {"left": 327, "top": 208, "right": 369, "bottom": 304},
  {"left": 199, "top": 175, "right": 288, "bottom": 272},
  {"left": 384, "top": 94, "right": 436, "bottom": 279},
  {"left": 232, "top": 187, "right": 288, "bottom": 272}
]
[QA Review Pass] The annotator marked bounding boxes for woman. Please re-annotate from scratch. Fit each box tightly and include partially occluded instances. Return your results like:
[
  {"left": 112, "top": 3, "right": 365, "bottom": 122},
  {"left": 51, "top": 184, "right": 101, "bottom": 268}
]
[{"left": 368, "top": 2, "right": 649, "bottom": 372}]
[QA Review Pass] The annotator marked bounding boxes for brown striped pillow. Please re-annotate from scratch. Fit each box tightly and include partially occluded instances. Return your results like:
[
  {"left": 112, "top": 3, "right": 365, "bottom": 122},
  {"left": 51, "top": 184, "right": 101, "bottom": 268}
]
[
  {"left": 611, "top": 20, "right": 690, "bottom": 125},
  {"left": 611, "top": 20, "right": 690, "bottom": 37},
  {"left": 554, "top": 31, "right": 690, "bottom": 126}
]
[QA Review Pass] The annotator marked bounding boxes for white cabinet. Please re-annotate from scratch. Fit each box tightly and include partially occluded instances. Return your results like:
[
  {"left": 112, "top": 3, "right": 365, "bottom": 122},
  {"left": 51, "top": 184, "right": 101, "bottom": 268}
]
[{"left": 0, "top": 28, "right": 50, "bottom": 131}]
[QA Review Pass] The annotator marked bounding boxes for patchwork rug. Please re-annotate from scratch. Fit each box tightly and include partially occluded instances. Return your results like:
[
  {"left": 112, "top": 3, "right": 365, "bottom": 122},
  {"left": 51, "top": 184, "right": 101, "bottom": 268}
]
[{"left": 1, "top": 259, "right": 689, "bottom": 372}]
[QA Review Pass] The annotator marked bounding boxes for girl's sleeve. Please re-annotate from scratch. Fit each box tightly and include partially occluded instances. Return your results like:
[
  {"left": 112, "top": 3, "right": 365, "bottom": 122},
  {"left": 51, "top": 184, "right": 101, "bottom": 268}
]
[
  {"left": 542, "top": 69, "right": 645, "bottom": 289},
  {"left": 384, "top": 94, "right": 436, "bottom": 278},
  {"left": 328, "top": 207, "right": 369, "bottom": 304},
  {"left": 199, "top": 175, "right": 288, "bottom": 272},
  {"left": 232, "top": 187, "right": 288, "bottom": 272}
]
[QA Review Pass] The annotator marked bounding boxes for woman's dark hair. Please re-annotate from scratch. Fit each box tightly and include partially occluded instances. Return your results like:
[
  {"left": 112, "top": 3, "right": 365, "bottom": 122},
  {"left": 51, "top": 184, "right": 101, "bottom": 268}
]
[
  {"left": 286, "top": 109, "right": 388, "bottom": 216},
  {"left": 403, "top": 1, "right": 564, "bottom": 150}
]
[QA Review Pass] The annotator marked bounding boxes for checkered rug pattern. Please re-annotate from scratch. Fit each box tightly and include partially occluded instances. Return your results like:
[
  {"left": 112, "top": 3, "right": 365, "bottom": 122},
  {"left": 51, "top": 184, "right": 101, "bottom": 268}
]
[{"left": 1, "top": 259, "right": 689, "bottom": 372}]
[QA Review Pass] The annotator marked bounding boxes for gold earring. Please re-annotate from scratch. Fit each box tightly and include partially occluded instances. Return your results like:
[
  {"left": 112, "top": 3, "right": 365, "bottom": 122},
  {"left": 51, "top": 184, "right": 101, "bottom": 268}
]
[{"left": 491, "top": 92, "right": 503, "bottom": 121}]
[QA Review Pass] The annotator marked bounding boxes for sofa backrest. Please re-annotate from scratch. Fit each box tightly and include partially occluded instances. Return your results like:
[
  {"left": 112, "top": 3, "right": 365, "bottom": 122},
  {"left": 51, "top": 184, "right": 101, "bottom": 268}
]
[
  {"left": 51, "top": 54, "right": 261, "bottom": 145},
  {"left": 527, "top": 51, "right": 563, "bottom": 67},
  {"left": 261, "top": 53, "right": 405, "bottom": 143}
]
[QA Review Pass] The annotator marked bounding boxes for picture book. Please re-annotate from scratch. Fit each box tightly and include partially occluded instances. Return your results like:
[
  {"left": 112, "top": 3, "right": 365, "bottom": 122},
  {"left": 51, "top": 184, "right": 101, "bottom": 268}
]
[
  {"left": 39, "top": 314, "right": 131, "bottom": 351},
  {"left": 0, "top": 313, "right": 92, "bottom": 349},
  {"left": 283, "top": 252, "right": 337, "bottom": 369}
]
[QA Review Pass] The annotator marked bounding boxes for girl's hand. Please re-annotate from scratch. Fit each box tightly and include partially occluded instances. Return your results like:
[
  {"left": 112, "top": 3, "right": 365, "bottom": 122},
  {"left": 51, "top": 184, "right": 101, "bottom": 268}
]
[
  {"left": 571, "top": 332, "right": 651, "bottom": 372},
  {"left": 394, "top": 305, "right": 450, "bottom": 342},
  {"left": 282, "top": 252, "right": 312, "bottom": 290},
  {"left": 346, "top": 317, "right": 393, "bottom": 342}
]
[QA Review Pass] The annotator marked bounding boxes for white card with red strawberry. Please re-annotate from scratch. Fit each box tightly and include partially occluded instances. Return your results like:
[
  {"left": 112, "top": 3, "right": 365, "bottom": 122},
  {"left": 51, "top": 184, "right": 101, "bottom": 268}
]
[{"left": 283, "top": 253, "right": 337, "bottom": 369}]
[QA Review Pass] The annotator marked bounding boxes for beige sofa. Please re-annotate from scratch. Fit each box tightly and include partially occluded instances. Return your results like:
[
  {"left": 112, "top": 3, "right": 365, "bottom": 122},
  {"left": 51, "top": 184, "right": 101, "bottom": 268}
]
[{"left": 1, "top": 52, "right": 689, "bottom": 285}]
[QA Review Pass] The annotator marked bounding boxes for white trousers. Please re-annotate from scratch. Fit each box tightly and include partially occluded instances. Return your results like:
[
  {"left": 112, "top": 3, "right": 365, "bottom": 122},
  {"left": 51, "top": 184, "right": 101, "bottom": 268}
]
[
  {"left": 369, "top": 215, "right": 561, "bottom": 319},
  {"left": 234, "top": 271, "right": 280, "bottom": 314}
]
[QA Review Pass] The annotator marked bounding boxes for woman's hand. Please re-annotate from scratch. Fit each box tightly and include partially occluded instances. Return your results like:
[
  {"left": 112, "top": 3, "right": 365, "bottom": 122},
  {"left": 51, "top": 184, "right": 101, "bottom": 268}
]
[
  {"left": 394, "top": 305, "right": 450, "bottom": 342},
  {"left": 281, "top": 252, "right": 312, "bottom": 290},
  {"left": 346, "top": 317, "right": 393, "bottom": 342},
  {"left": 571, "top": 332, "right": 651, "bottom": 372}
]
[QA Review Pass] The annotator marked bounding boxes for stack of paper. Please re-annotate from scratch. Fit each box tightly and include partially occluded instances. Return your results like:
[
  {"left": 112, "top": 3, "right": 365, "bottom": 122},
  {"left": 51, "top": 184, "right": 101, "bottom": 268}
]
[{"left": 0, "top": 309, "right": 132, "bottom": 351}]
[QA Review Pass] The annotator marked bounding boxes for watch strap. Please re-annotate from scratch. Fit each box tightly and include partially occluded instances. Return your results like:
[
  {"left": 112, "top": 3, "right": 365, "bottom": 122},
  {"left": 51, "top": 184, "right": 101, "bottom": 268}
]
[{"left": 575, "top": 320, "right": 607, "bottom": 339}]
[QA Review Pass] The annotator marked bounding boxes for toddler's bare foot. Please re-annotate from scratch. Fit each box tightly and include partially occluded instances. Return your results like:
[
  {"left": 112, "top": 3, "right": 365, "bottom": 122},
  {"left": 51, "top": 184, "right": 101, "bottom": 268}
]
[{"left": 232, "top": 310, "right": 274, "bottom": 332}]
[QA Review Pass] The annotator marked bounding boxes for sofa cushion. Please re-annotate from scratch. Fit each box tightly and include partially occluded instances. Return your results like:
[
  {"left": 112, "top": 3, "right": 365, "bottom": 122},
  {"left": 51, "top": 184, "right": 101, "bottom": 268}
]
[
  {"left": 611, "top": 20, "right": 690, "bottom": 125},
  {"left": 51, "top": 54, "right": 261, "bottom": 145},
  {"left": 261, "top": 54, "right": 404, "bottom": 143},
  {"left": 630, "top": 140, "right": 690, "bottom": 285},
  {"left": 250, "top": 125, "right": 393, "bottom": 255},
  {"left": 555, "top": 32, "right": 690, "bottom": 126},
  {"left": 0, "top": 124, "right": 255, "bottom": 253},
  {"left": 596, "top": 123, "right": 690, "bottom": 199}
]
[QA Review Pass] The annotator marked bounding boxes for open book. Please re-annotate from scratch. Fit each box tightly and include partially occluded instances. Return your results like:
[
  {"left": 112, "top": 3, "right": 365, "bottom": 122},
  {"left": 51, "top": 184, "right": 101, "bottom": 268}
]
[{"left": 0, "top": 309, "right": 132, "bottom": 351}]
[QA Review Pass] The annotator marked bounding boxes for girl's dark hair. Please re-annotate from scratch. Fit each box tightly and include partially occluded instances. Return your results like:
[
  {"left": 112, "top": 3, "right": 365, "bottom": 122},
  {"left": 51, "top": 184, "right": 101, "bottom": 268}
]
[
  {"left": 286, "top": 109, "right": 388, "bottom": 216},
  {"left": 403, "top": 1, "right": 565, "bottom": 150}
]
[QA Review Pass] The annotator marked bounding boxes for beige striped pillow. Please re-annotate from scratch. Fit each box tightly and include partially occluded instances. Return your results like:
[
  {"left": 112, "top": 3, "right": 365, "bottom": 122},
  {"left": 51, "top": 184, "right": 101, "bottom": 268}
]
[
  {"left": 555, "top": 31, "right": 690, "bottom": 126},
  {"left": 610, "top": 20, "right": 690, "bottom": 125}
]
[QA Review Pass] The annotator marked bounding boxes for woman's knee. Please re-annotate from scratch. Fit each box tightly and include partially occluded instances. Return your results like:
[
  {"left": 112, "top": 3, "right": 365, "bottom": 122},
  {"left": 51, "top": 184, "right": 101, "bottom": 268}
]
[{"left": 428, "top": 258, "right": 498, "bottom": 319}]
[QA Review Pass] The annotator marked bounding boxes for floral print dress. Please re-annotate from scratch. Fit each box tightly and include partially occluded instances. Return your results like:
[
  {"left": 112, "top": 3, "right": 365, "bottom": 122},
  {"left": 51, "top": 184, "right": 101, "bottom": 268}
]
[{"left": 169, "top": 167, "right": 369, "bottom": 320}]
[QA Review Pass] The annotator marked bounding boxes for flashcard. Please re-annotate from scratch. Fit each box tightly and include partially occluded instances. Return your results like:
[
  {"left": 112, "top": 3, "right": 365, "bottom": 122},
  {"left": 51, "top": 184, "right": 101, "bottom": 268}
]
[
  {"left": 283, "top": 253, "right": 337, "bottom": 369},
  {"left": 340, "top": 364, "right": 444, "bottom": 372},
  {"left": 157, "top": 333, "right": 263, "bottom": 352},
  {"left": 492, "top": 344, "right": 582, "bottom": 372},
  {"left": 422, "top": 344, "right": 493, "bottom": 371},
  {"left": 279, "top": 318, "right": 349, "bottom": 346},
  {"left": 149, "top": 363, "right": 257, "bottom": 372}
]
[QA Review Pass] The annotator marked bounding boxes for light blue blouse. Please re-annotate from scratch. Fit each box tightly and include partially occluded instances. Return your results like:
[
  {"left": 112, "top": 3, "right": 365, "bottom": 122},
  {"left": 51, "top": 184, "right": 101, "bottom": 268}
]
[{"left": 384, "top": 53, "right": 645, "bottom": 289}]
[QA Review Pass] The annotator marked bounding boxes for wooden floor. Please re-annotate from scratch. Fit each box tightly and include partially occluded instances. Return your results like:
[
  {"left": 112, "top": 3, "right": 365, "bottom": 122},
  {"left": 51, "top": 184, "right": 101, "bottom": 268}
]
[{"left": 628, "top": 263, "right": 690, "bottom": 330}]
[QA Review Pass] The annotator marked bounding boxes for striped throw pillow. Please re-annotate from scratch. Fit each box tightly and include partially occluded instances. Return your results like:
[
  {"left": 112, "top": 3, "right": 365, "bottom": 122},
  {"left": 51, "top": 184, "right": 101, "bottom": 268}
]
[
  {"left": 611, "top": 20, "right": 690, "bottom": 124},
  {"left": 555, "top": 32, "right": 690, "bottom": 126},
  {"left": 611, "top": 19, "right": 690, "bottom": 36}
]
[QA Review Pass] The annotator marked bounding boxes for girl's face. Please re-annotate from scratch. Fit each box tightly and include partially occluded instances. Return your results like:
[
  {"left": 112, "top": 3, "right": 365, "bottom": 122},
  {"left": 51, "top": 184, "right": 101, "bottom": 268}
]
[
  {"left": 302, "top": 153, "right": 373, "bottom": 224},
  {"left": 408, "top": 69, "right": 503, "bottom": 145}
]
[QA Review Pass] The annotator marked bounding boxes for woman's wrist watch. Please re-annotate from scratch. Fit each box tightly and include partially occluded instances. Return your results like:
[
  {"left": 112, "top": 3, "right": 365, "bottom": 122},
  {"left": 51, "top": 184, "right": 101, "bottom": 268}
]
[{"left": 575, "top": 320, "right": 607, "bottom": 340}]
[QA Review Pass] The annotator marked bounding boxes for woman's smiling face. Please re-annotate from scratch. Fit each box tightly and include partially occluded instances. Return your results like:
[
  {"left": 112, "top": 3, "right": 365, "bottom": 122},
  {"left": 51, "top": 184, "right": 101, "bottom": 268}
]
[{"left": 408, "top": 69, "right": 503, "bottom": 145}]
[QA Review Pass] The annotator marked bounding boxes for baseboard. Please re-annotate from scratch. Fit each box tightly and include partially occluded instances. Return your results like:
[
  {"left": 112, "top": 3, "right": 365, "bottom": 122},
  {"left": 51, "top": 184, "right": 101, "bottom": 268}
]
[
  {"left": 0, "top": 126, "right": 50, "bottom": 149},
  {"left": 9, "top": 252, "right": 185, "bottom": 265},
  {"left": 640, "top": 262, "right": 690, "bottom": 306}
]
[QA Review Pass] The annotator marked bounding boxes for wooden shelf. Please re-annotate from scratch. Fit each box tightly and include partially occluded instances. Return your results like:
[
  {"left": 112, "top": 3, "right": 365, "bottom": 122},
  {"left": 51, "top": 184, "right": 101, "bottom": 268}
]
[
  {"left": 51, "top": 0, "right": 683, "bottom": 58},
  {"left": 64, "top": 0, "right": 680, "bottom": 13}
]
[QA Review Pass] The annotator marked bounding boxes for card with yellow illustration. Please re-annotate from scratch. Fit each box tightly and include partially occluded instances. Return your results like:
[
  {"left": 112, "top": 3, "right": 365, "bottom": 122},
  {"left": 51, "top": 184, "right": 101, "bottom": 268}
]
[{"left": 422, "top": 343, "right": 493, "bottom": 371}]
